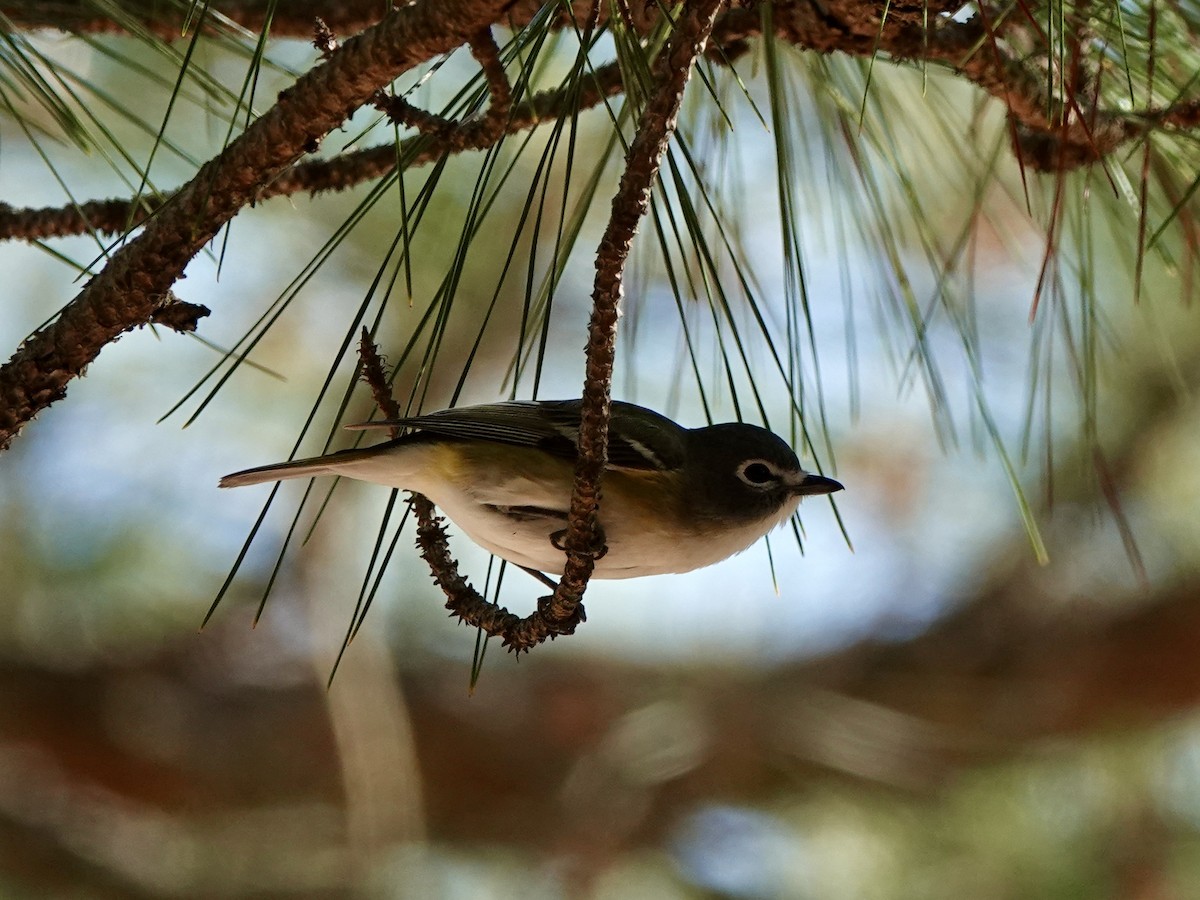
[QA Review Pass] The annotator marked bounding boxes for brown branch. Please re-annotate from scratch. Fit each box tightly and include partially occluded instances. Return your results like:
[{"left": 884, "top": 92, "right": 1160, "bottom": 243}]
[
  {"left": 460, "top": 26, "right": 514, "bottom": 143},
  {"left": 372, "top": 91, "right": 459, "bottom": 136},
  {"left": 374, "top": 27, "right": 513, "bottom": 149},
  {"left": 737, "top": 2, "right": 1186, "bottom": 169},
  {"left": 411, "top": 497, "right": 520, "bottom": 636},
  {"left": 356, "top": 329, "right": 402, "bottom": 424},
  {"left": 0, "top": 197, "right": 163, "bottom": 242},
  {"left": 11, "top": 0, "right": 1192, "bottom": 171},
  {"left": 543, "top": 0, "right": 726, "bottom": 634},
  {"left": 411, "top": 495, "right": 590, "bottom": 653},
  {"left": 4, "top": 0, "right": 588, "bottom": 38},
  {"left": 0, "top": 0, "right": 513, "bottom": 449}
]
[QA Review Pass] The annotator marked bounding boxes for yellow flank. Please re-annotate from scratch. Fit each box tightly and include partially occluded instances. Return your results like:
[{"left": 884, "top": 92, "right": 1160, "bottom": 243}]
[{"left": 423, "top": 440, "right": 475, "bottom": 485}]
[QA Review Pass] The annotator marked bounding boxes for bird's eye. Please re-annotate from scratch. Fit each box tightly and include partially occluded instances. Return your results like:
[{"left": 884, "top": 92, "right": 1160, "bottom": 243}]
[{"left": 739, "top": 461, "right": 776, "bottom": 486}]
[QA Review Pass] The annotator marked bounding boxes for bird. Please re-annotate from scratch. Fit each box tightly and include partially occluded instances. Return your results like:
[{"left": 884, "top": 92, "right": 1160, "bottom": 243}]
[{"left": 219, "top": 400, "right": 842, "bottom": 579}]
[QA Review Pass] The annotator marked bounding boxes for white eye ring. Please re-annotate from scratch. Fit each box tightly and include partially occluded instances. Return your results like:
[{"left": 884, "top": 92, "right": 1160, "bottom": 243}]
[{"left": 737, "top": 460, "right": 779, "bottom": 487}]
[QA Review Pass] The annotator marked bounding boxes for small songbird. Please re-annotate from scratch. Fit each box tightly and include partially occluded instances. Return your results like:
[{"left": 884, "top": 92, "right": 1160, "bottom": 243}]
[{"left": 219, "top": 400, "right": 842, "bottom": 578}]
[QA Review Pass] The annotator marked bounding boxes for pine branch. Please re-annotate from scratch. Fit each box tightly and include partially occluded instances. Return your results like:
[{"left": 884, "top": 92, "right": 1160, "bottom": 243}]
[
  {"left": 539, "top": 0, "right": 726, "bottom": 636},
  {"left": 1, "top": 0, "right": 1195, "bottom": 447},
  {"left": 0, "top": 0, "right": 513, "bottom": 449}
]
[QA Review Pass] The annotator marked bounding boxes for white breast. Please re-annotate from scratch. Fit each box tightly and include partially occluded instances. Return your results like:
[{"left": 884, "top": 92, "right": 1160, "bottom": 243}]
[{"left": 426, "top": 480, "right": 801, "bottom": 579}]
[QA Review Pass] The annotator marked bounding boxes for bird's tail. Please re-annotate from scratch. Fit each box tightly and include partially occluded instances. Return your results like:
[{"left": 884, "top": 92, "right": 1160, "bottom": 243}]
[{"left": 218, "top": 446, "right": 383, "bottom": 488}]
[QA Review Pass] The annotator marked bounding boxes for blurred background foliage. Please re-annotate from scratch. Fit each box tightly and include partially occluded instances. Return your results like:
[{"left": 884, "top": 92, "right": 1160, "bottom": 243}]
[{"left": 2, "top": 1, "right": 1200, "bottom": 897}]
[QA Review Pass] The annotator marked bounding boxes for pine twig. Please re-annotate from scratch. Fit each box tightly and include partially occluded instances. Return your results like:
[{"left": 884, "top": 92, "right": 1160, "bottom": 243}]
[
  {"left": 543, "top": 0, "right": 725, "bottom": 632},
  {"left": 355, "top": 328, "right": 577, "bottom": 654},
  {"left": 373, "top": 26, "right": 512, "bottom": 150}
]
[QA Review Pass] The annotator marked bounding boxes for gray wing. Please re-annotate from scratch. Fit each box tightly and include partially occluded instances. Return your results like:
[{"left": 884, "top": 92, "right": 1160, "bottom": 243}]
[{"left": 349, "top": 400, "right": 687, "bottom": 471}]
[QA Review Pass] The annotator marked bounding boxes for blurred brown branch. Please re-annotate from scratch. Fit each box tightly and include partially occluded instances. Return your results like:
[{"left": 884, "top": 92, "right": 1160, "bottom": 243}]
[
  {"left": 349, "top": 576, "right": 1200, "bottom": 837},
  {"left": 7, "top": 565, "right": 1200, "bottom": 893}
]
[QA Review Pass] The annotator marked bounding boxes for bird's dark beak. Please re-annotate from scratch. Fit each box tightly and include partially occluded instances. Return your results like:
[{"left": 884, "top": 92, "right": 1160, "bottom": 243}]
[{"left": 792, "top": 473, "right": 843, "bottom": 496}]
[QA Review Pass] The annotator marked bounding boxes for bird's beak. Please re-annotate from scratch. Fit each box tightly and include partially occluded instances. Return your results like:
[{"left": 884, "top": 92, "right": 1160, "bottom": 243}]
[{"left": 791, "top": 473, "right": 843, "bottom": 496}]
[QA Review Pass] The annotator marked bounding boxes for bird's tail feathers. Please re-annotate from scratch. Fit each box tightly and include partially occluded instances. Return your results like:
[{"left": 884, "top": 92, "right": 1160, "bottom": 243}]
[
  {"left": 218, "top": 446, "right": 382, "bottom": 488},
  {"left": 343, "top": 421, "right": 397, "bottom": 431}
]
